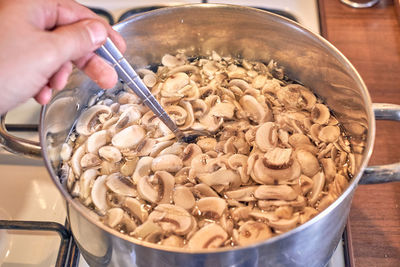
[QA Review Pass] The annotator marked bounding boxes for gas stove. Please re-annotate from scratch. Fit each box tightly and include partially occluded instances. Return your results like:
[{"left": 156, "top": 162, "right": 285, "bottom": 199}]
[{"left": 0, "top": 1, "right": 350, "bottom": 267}]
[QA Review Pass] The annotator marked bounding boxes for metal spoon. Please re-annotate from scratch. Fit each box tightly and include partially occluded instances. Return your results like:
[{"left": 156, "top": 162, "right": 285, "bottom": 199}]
[{"left": 96, "top": 38, "right": 204, "bottom": 143}]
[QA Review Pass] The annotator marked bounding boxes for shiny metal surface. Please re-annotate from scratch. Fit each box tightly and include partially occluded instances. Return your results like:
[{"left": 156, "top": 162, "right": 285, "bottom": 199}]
[
  {"left": 340, "top": 0, "right": 380, "bottom": 8},
  {"left": 0, "top": 114, "right": 41, "bottom": 158},
  {"left": 96, "top": 38, "right": 181, "bottom": 136},
  {"left": 358, "top": 103, "right": 400, "bottom": 184},
  {"left": 1, "top": 4, "right": 399, "bottom": 267}
]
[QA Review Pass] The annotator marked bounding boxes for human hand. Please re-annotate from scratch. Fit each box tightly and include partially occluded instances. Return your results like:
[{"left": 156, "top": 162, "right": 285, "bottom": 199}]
[{"left": 0, "top": 0, "right": 126, "bottom": 114}]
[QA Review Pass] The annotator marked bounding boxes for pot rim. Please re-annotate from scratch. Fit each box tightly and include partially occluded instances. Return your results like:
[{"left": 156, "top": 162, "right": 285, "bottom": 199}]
[{"left": 39, "top": 3, "right": 375, "bottom": 254}]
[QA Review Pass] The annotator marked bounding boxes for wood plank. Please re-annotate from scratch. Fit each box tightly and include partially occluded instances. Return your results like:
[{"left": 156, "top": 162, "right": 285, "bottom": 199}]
[{"left": 319, "top": 0, "right": 400, "bottom": 266}]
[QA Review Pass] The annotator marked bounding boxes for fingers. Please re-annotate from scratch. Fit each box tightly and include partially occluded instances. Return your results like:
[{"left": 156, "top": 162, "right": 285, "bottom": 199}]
[
  {"left": 81, "top": 55, "right": 118, "bottom": 89},
  {"left": 49, "top": 61, "right": 73, "bottom": 90},
  {"left": 34, "top": 85, "right": 53, "bottom": 105},
  {"left": 50, "top": 19, "right": 107, "bottom": 63}
]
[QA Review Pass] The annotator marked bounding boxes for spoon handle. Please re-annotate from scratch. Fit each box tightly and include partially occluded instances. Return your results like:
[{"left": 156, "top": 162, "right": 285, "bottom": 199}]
[{"left": 96, "top": 38, "right": 180, "bottom": 135}]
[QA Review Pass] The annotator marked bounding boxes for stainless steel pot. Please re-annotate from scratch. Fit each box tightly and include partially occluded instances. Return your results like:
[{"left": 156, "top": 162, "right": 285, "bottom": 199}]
[{"left": 1, "top": 4, "right": 399, "bottom": 267}]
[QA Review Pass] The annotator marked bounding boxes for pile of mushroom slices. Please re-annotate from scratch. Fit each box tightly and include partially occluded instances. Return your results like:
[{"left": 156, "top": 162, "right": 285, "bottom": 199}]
[{"left": 60, "top": 51, "right": 355, "bottom": 250}]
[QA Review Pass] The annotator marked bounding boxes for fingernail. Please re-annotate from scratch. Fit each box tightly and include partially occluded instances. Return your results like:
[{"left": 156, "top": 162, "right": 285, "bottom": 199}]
[{"left": 85, "top": 20, "right": 107, "bottom": 46}]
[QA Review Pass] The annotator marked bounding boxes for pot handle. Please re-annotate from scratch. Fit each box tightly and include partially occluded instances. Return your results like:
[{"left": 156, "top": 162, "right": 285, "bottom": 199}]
[
  {"left": 0, "top": 113, "right": 42, "bottom": 158},
  {"left": 359, "top": 103, "right": 400, "bottom": 184}
]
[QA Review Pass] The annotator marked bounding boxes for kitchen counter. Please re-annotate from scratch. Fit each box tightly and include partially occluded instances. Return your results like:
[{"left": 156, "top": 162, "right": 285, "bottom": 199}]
[{"left": 319, "top": 0, "right": 400, "bottom": 266}]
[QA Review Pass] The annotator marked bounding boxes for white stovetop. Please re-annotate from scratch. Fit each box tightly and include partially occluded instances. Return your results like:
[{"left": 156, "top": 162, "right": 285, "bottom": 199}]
[{"left": 0, "top": 1, "right": 327, "bottom": 266}]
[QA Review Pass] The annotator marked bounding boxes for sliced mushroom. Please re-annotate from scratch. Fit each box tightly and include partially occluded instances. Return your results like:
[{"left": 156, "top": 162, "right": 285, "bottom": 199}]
[
  {"left": 111, "top": 125, "right": 145, "bottom": 149},
  {"left": 196, "top": 197, "right": 227, "bottom": 218},
  {"left": 130, "top": 157, "right": 152, "bottom": 184},
  {"left": 76, "top": 105, "right": 111, "bottom": 136},
  {"left": 299, "top": 174, "right": 314, "bottom": 195},
  {"left": 300, "top": 207, "right": 318, "bottom": 224},
  {"left": 105, "top": 207, "right": 124, "bottom": 228},
  {"left": 71, "top": 145, "right": 85, "bottom": 176},
  {"left": 91, "top": 175, "right": 108, "bottom": 214},
  {"left": 60, "top": 143, "right": 72, "bottom": 161},
  {"left": 192, "top": 183, "right": 219, "bottom": 198},
  {"left": 106, "top": 173, "right": 137, "bottom": 197},
  {"left": 198, "top": 168, "right": 241, "bottom": 192},
  {"left": 255, "top": 122, "right": 278, "bottom": 152},
  {"left": 239, "top": 95, "right": 271, "bottom": 123},
  {"left": 209, "top": 102, "right": 236, "bottom": 119},
  {"left": 137, "top": 171, "right": 175, "bottom": 204},
  {"left": 80, "top": 153, "right": 101, "bottom": 169},
  {"left": 228, "top": 154, "right": 249, "bottom": 183},
  {"left": 318, "top": 125, "right": 340, "bottom": 143},
  {"left": 258, "top": 195, "right": 306, "bottom": 210},
  {"left": 165, "top": 105, "right": 187, "bottom": 126},
  {"left": 162, "top": 54, "right": 185, "bottom": 67},
  {"left": 267, "top": 214, "right": 299, "bottom": 232},
  {"left": 161, "top": 235, "right": 184, "bottom": 248},
  {"left": 182, "top": 144, "right": 202, "bottom": 167},
  {"left": 309, "top": 172, "right": 325, "bottom": 206},
  {"left": 187, "top": 223, "right": 228, "bottom": 249},
  {"left": 254, "top": 185, "right": 297, "bottom": 201},
  {"left": 133, "top": 220, "right": 163, "bottom": 243},
  {"left": 295, "top": 149, "right": 320, "bottom": 177},
  {"left": 98, "top": 146, "right": 122, "bottom": 163},
  {"left": 236, "top": 221, "right": 272, "bottom": 246},
  {"left": 264, "top": 147, "right": 293, "bottom": 168},
  {"left": 159, "top": 143, "right": 185, "bottom": 156},
  {"left": 148, "top": 204, "right": 193, "bottom": 235},
  {"left": 151, "top": 154, "right": 183, "bottom": 173},
  {"left": 230, "top": 206, "right": 252, "bottom": 221},
  {"left": 252, "top": 155, "right": 300, "bottom": 185},
  {"left": 311, "top": 104, "right": 330, "bottom": 125},
  {"left": 274, "top": 206, "right": 293, "bottom": 219},
  {"left": 173, "top": 186, "right": 196, "bottom": 210},
  {"left": 320, "top": 158, "right": 336, "bottom": 183},
  {"left": 196, "top": 137, "right": 217, "bottom": 152},
  {"left": 225, "top": 186, "right": 257, "bottom": 202},
  {"left": 79, "top": 168, "right": 97, "bottom": 200},
  {"left": 162, "top": 72, "right": 190, "bottom": 96},
  {"left": 123, "top": 197, "right": 148, "bottom": 223}
]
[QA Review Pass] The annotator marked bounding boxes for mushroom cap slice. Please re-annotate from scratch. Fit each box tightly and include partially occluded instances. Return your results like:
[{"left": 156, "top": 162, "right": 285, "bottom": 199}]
[
  {"left": 198, "top": 168, "right": 241, "bottom": 191},
  {"left": 123, "top": 197, "right": 148, "bottom": 223},
  {"left": 148, "top": 204, "right": 193, "bottom": 235},
  {"left": 71, "top": 145, "right": 85, "bottom": 177},
  {"left": 160, "top": 235, "right": 184, "bottom": 248},
  {"left": 80, "top": 153, "right": 101, "bottom": 169},
  {"left": 79, "top": 168, "right": 97, "bottom": 200},
  {"left": 187, "top": 223, "right": 228, "bottom": 250},
  {"left": 192, "top": 183, "right": 219, "bottom": 198},
  {"left": 91, "top": 175, "right": 108, "bottom": 214},
  {"left": 98, "top": 146, "right": 122, "bottom": 163},
  {"left": 196, "top": 137, "right": 217, "bottom": 152},
  {"left": 267, "top": 214, "right": 299, "bottom": 232},
  {"left": 137, "top": 171, "right": 175, "bottom": 204},
  {"left": 106, "top": 173, "right": 137, "bottom": 197},
  {"left": 239, "top": 95, "right": 270, "bottom": 123},
  {"left": 76, "top": 105, "right": 111, "bottom": 136},
  {"left": 173, "top": 186, "right": 195, "bottom": 210},
  {"left": 225, "top": 186, "right": 257, "bottom": 202},
  {"left": 252, "top": 157, "right": 301, "bottom": 185},
  {"left": 254, "top": 185, "right": 298, "bottom": 201},
  {"left": 255, "top": 122, "right": 278, "bottom": 152},
  {"left": 209, "top": 102, "right": 236, "bottom": 119},
  {"left": 133, "top": 220, "right": 163, "bottom": 243},
  {"left": 309, "top": 172, "right": 325, "bottom": 206},
  {"left": 196, "top": 197, "right": 227, "bottom": 219},
  {"left": 236, "top": 221, "right": 272, "bottom": 246},
  {"left": 182, "top": 144, "right": 202, "bottom": 167},
  {"left": 295, "top": 149, "right": 320, "bottom": 177},
  {"left": 132, "top": 156, "right": 153, "bottom": 184},
  {"left": 151, "top": 154, "right": 183, "bottom": 173},
  {"left": 318, "top": 125, "right": 340, "bottom": 143},
  {"left": 105, "top": 207, "right": 124, "bottom": 228},
  {"left": 311, "top": 103, "right": 330, "bottom": 125},
  {"left": 111, "top": 125, "right": 145, "bottom": 149}
]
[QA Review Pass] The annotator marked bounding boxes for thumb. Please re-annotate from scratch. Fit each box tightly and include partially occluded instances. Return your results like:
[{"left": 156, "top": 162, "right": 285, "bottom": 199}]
[{"left": 49, "top": 19, "right": 107, "bottom": 65}]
